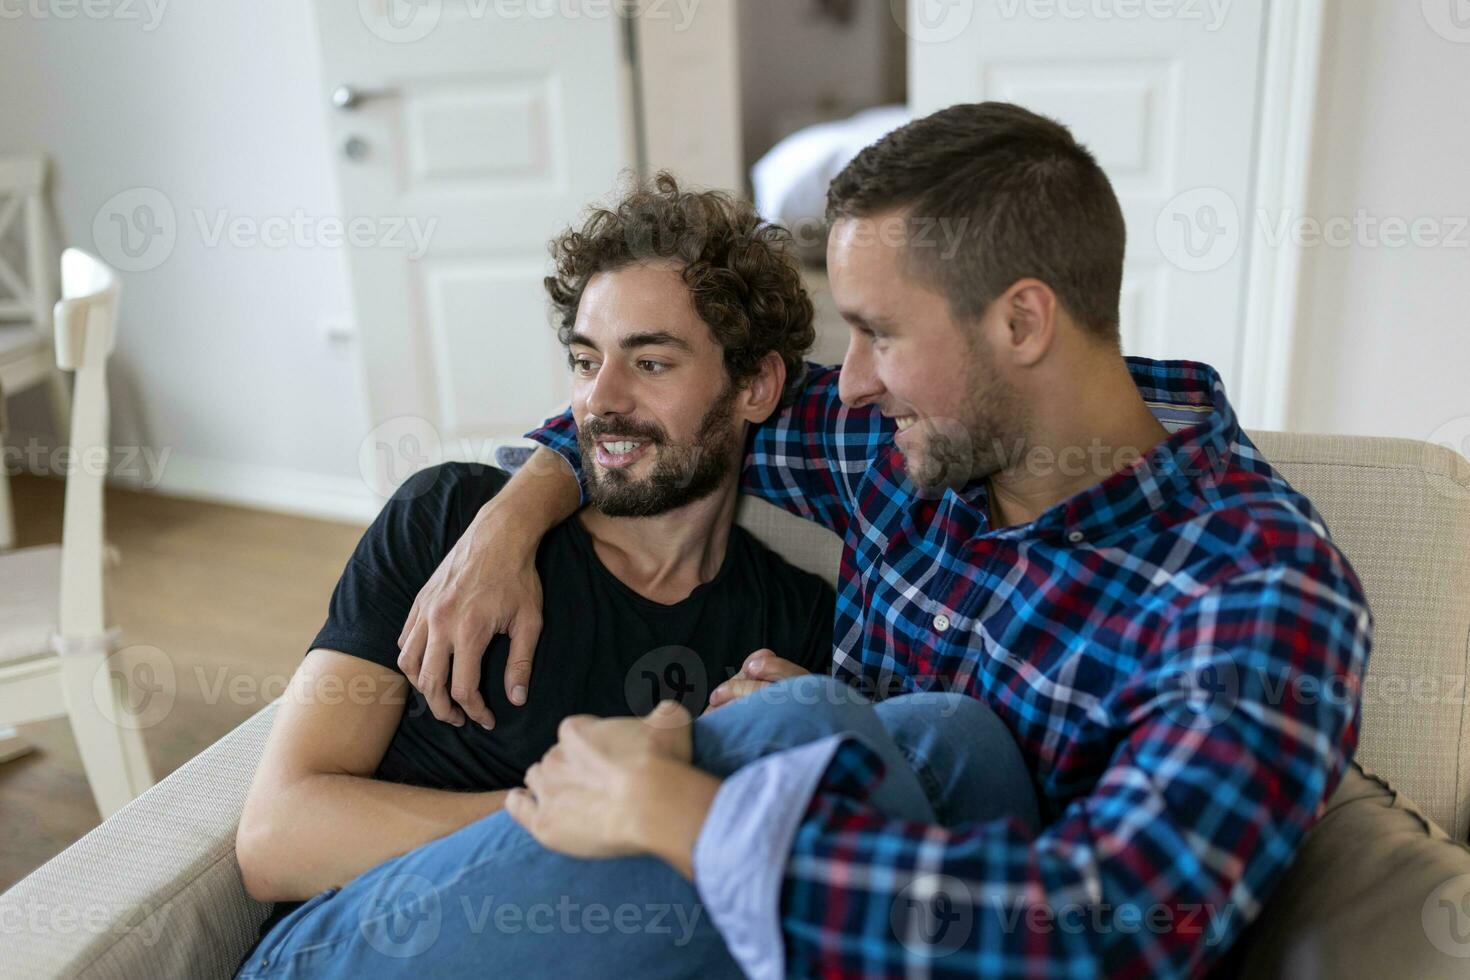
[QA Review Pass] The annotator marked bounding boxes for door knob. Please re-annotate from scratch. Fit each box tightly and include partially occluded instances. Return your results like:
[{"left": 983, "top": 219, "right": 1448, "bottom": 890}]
[{"left": 332, "top": 84, "right": 395, "bottom": 111}]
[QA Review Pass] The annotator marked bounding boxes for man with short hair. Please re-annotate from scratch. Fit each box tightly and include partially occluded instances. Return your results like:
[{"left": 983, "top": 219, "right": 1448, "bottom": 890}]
[{"left": 486, "top": 107, "right": 1370, "bottom": 979}]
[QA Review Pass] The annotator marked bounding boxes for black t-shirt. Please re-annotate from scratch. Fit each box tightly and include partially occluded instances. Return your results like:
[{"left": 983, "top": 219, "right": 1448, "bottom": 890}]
[
  {"left": 253, "top": 461, "right": 832, "bottom": 951},
  {"left": 309, "top": 461, "right": 835, "bottom": 791}
]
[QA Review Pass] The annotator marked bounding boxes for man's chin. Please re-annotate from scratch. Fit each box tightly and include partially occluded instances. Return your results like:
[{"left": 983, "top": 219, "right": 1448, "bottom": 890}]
[
  {"left": 586, "top": 467, "right": 668, "bottom": 517},
  {"left": 902, "top": 446, "right": 977, "bottom": 493},
  {"left": 596, "top": 461, "right": 662, "bottom": 496}
]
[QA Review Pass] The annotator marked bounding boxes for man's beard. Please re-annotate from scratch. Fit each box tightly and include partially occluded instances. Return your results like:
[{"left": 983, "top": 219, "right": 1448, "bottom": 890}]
[
  {"left": 578, "top": 386, "right": 740, "bottom": 517},
  {"left": 904, "top": 348, "right": 1027, "bottom": 494}
]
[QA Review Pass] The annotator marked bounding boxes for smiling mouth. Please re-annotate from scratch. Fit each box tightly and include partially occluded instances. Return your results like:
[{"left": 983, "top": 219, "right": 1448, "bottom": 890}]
[
  {"left": 600, "top": 439, "right": 644, "bottom": 454},
  {"left": 593, "top": 436, "right": 654, "bottom": 469},
  {"left": 893, "top": 415, "right": 918, "bottom": 432}
]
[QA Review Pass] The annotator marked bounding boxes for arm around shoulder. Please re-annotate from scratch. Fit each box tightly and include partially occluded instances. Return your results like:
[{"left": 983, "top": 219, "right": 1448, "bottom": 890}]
[{"left": 395, "top": 445, "right": 582, "bottom": 723}]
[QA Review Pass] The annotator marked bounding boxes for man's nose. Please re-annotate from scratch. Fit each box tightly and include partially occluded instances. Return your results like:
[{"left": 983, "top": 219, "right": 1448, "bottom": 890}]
[
  {"left": 837, "top": 336, "right": 883, "bottom": 408},
  {"left": 586, "top": 361, "right": 636, "bottom": 419}
]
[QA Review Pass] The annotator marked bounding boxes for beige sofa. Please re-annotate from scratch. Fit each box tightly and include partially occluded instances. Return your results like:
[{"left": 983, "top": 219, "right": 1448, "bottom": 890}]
[{"left": 3, "top": 431, "right": 1469, "bottom": 978}]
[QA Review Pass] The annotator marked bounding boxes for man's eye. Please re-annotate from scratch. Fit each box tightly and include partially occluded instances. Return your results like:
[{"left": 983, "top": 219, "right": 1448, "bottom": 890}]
[
  {"left": 569, "top": 355, "right": 597, "bottom": 374},
  {"left": 637, "top": 360, "right": 668, "bottom": 374}
]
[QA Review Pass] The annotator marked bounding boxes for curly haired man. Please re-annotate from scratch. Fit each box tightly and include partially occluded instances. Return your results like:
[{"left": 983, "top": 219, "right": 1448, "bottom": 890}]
[
  {"left": 234, "top": 174, "right": 1044, "bottom": 978},
  {"left": 231, "top": 173, "right": 837, "bottom": 954}
]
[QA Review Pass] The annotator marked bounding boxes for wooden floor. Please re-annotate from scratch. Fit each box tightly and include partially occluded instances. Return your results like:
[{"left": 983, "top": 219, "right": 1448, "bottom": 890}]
[
  {"left": 0, "top": 273, "right": 841, "bottom": 892},
  {"left": 0, "top": 472, "right": 367, "bottom": 892}
]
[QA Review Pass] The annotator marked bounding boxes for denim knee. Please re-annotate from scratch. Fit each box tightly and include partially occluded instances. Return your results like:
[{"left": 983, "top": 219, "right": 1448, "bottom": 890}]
[
  {"left": 735, "top": 674, "right": 875, "bottom": 737},
  {"left": 693, "top": 674, "right": 881, "bottom": 776},
  {"left": 877, "top": 691, "right": 1006, "bottom": 742},
  {"left": 692, "top": 674, "right": 943, "bottom": 822},
  {"left": 873, "top": 691, "right": 1040, "bottom": 831}
]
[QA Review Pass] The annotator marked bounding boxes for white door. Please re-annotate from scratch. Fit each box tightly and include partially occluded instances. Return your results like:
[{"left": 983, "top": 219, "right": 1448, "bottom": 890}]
[
  {"left": 908, "top": 0, "right": 1272, "bottom": 406},
  {"left": 313, "top": 0, "right": 635, "bottom": 487}
]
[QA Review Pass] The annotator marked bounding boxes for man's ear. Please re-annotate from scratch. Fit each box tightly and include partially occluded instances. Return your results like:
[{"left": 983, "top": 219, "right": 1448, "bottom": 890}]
[
  {"left": 738, "top": 351, "right": 787, "bottom": 424},
  {"left": 996, "top": 278, "right": 1058, "bottom": 368}
]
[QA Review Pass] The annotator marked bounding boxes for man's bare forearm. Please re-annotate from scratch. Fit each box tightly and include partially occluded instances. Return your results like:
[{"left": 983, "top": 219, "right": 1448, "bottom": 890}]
[
  {"left": 478, "top": 446, "right": 581, "bottom": 549},
  {"left": 630, "top": 758, "right": 721, "bottom": 881},
  {"left": 240, "top": 772, "right": 507, "bottom": 902}
]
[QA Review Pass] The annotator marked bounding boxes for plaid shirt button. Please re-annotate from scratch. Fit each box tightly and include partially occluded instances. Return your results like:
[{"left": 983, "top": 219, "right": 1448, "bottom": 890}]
[
  {"left": 933, "top": 614, "right": 950, "bottom": 632},
  {"left": 1067, "top": 530, "right": 1085, "bottom": 543}
]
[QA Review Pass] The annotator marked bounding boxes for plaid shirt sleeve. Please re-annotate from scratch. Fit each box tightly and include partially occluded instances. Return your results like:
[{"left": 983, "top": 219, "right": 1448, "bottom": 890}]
[
  {"left": 524, "top": 363, "right": 878, "bottom": 535},
  {"left": 695, "top": 557, "right": 1371, "bottom": 979},
  {"left": 737, "top": 363, "right": 881, "bottom": 536},
  {"left": 522, "top": 407, "right": 588, "bottom": 507}
]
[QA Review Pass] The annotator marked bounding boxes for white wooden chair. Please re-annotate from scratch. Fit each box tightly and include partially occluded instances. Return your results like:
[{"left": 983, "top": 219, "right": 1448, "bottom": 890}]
[
  {"left": 0, "top": 155, "right": 73, "bottom": 551},
  {"left": 0, "top": 248, "right": 154, "bottom": 818}
]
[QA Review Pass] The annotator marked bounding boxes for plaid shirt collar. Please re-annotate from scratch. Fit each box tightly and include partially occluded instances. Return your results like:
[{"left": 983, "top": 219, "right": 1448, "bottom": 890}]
[{"left": 949, "top": 356, "right": 1236, "bottom": 546}]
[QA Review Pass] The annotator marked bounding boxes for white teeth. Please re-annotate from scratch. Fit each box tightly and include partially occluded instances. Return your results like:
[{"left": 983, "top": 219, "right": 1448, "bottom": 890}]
[
  {"left": 895, "top": 417, "right": 916, "bottom": 431},
  {"left": 603, "top": 440, "right": 643, "bottom": 455}
]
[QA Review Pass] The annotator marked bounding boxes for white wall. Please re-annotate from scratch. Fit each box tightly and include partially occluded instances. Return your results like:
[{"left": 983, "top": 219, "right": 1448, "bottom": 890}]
[
  {"left": 637, "top": 0, "right": 744, "bottom": 190},
  {"left": 1289, "top": 1, "right": 1470, "bottom": 445},
  {"left": 2, "top": 2, "right": 1464, "bottom": 528},
  {"left": 0, "top": 1, "right": 377, "bottom": 520}
]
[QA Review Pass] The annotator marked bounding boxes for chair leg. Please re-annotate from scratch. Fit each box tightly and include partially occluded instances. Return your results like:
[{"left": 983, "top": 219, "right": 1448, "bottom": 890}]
[
  {"left": 59, "top": 650, "right": 157, "bottom": 818},
  {"left": 0, "top": 464, "right": 15, "bottom": 550},
  {"left": 47, "top": 369, "right": 73, "bottom": 443}
]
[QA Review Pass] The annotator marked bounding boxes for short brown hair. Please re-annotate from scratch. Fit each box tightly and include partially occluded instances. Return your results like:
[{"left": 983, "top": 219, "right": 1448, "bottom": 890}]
[
  {"left": 545, "top": 172, "right": 815, "bottom": 404},
  {"left": 827, "top": 102, "right": 1126, "bottom": 342}
]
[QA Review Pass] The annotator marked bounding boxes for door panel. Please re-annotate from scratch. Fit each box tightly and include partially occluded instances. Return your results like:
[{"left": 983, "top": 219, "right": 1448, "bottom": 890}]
[
  {"left": 314, "top": 1, "right": 633, "bottom": 471},
  {"left": 909, "top": 0, "right": 1268, "bottom": 392},
  {"left": 423, "top": 260, "right": 567, "bottom": 435}
]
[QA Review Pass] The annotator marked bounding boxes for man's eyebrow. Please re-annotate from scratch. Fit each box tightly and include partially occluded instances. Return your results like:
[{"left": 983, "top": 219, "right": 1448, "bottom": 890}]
[
  {"left": 565, "top": 330, "right": 694, "bottom": 353},
  {"left": 619, "top": 331, "right": 695, "bottom": 353},
  {"left": 840, "top": 310, "right": 895, "bottom": 333}
]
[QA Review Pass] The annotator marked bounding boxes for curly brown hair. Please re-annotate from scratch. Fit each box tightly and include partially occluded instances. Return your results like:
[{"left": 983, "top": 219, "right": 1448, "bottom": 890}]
[{"left": 545, "top": 172, "right": 815, "bottom": 405}]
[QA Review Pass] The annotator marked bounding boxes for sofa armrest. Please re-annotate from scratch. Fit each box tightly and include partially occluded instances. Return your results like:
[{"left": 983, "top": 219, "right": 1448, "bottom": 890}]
[
  {"left": 1219, "top": 760, "right": 1470, "bottom": 978},
  {"left": 0, "top": 702, "right": 279, "bottom": 980}
]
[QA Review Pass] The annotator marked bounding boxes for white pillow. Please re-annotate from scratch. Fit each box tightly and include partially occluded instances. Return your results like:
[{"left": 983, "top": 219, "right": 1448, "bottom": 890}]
[{"left": 751, "top": 105, "right": 910, "bottom": 256}]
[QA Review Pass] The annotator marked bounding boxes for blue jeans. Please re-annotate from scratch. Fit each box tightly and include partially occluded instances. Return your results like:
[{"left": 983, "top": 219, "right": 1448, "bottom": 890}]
[{"left": 236, "top": 676, "right": 1040, "bottom": 979}]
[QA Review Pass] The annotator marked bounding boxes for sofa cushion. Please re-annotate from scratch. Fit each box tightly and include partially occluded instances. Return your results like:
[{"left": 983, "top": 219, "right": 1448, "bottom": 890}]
[
  {"left": 735, "top": 494, "right": 842, "bottom": 583},
  {"left": 1219, "top": 760, "right": 1470, "bottom": 978}
]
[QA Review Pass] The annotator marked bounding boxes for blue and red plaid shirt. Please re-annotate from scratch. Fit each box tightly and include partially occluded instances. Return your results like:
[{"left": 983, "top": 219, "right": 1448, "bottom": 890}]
[{"left": 527, "top": 357, "right": 1371, "bottom": 979}]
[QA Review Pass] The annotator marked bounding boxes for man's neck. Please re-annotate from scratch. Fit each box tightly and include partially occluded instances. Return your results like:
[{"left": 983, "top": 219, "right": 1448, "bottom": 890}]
[
  {"left": 987, "top": 356, "right": 1171, "bottom": 529},
  {"left": 578, "top": 480, "right": 740, "bottom": 606}
]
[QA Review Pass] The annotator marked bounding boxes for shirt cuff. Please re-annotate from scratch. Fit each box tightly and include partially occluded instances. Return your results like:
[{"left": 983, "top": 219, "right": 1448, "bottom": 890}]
[
  {"left": 691, "top": 735, "right": 847, "bottom": 980},
  {"left": 523, "top": 412, "right": 586, "bottom": 507}
]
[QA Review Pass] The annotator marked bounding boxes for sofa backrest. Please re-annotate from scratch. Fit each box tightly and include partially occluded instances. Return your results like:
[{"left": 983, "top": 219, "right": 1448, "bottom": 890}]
[
  {"left": 734, "top": 431, "right": 1470, "bottom": 840},
  {"left": 1249, "top": 432, "right": 1470, "bottom": 840}
]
